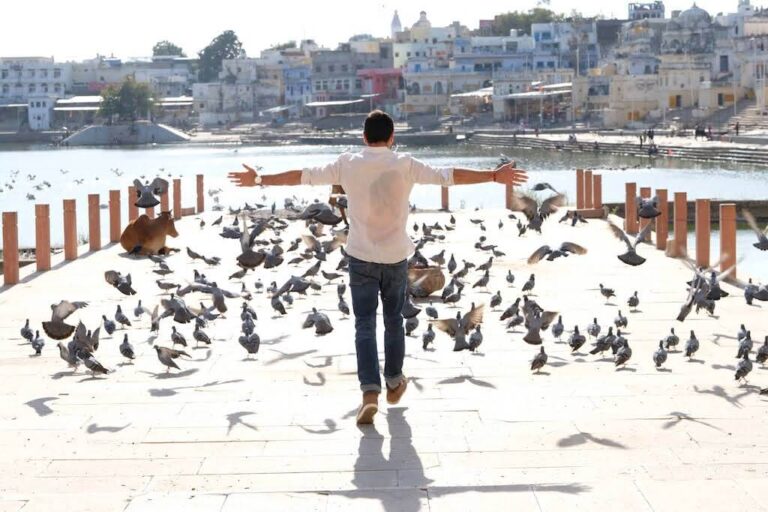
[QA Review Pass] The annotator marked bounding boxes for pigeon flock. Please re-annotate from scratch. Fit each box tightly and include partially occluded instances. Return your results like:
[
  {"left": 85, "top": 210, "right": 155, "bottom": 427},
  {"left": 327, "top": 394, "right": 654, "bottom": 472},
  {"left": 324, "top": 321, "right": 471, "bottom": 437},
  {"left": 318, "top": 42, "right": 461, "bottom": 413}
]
[{"left": 10, "top": 172, "right": 768, "bottom": 399}]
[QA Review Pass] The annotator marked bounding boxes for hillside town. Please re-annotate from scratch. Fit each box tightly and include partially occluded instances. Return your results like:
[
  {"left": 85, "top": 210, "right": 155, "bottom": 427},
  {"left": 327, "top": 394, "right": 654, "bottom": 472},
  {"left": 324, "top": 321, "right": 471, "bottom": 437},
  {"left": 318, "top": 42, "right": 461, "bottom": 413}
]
[{"left": 2, "top": 0, "right": 768, "bottom": 139}]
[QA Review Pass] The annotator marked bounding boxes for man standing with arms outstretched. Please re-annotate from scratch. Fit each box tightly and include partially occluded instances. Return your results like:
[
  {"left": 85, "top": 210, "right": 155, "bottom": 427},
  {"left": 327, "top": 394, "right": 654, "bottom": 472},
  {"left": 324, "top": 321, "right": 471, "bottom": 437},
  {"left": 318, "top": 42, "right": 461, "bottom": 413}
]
[{"left": 229, "top": 110, "right": 528, "bottom": 424}]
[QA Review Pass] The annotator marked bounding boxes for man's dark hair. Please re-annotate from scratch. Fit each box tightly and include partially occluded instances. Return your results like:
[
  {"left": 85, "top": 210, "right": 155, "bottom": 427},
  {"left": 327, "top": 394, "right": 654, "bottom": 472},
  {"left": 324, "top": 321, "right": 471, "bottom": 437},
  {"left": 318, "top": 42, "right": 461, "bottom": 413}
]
[{"left": 363, "top": 110, "right": 394, "bottom": 144}]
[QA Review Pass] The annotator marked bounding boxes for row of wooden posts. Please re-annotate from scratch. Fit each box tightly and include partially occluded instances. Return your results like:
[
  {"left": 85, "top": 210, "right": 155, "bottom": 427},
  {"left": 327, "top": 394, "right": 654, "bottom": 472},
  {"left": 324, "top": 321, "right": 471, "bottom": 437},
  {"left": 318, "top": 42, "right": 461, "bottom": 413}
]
[
  {"left": 574, "top": 169, "right": 739, "bottom": 280},
  {"left": 2, "top": 174, "right": 206, "bottom": 286}
]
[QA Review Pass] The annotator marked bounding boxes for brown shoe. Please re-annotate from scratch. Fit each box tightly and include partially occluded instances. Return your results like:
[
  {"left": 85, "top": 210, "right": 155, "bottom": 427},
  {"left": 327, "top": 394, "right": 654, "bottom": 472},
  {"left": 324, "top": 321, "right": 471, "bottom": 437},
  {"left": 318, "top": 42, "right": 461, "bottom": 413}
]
[
  {"left": 386, "top": 378, "right": 408, "bottom": 405},
  {"left": 356, "top": 391, "right": 379, "bottom": 424}
]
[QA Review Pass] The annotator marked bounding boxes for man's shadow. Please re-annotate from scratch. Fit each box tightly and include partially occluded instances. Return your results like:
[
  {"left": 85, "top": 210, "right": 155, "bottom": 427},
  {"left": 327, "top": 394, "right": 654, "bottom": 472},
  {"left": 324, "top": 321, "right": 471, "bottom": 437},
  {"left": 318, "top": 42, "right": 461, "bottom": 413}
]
[{"left": 350, "top": 407, "right": 430, "bottom": 511}]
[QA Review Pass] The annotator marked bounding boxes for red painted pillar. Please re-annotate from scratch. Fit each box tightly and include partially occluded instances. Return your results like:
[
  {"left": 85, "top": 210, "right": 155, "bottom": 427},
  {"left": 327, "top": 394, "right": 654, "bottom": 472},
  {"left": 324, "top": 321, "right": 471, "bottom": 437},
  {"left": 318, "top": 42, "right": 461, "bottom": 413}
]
[
  {"left": 576, "top": 169, "right": 585, "bottom": 209},
  {"left": 35, "top": 204, "right": 51, "bottom": 271},
  {"left": 197, "top": 174, "right": 205, "bottom": 213},
  {"left": 88, "top": 194, "right": 101, "bottom": 252},
  {"left": 505, "top": 182, "right": 514, "bottom": 210},
  {"left": 63, "top": 199, "right": 77, "bottom": 261},
  {"left": 173, "top": 178, "right": 182, "bottom": 220},
  {"left": 109, "top": 190, "right": 121, "bottom": 243},
  {"left": 719, "top": 203, "right": 737, "bottom": 281},
  {"left": 146, "top": 206, "right": 155, "bottom": 219},
  {"left": 625, "top": 182, "right": 638, "bottom": 234},
  {"left": 639, "top": 187, "right": 651, "bottom": 242},
  {"left": 673, "top": 192, "right": 688, "bottom": 257},
  {"left": 160, "top": 189, "right": 170, "bottom": 213},
  {"left": 655, "top": 189, "right": 668, "bottom": 251},
  {"left": 695, "top": 199, "right": 711, "bottom": 268},
  {"left": 2, "top": 212, "right": 19, "bottom": 285},
  {"left": 593, "top": 174, "right": 603, "bottom": 209},
  {"left": 584, "top": 170, "right": 593, "bottom": 209},
  {"left": 441, "top": 187, "right": 449, "bottom": 211},
  {"left": 128, "top": 186, "right": 138, "bottom": 222}
]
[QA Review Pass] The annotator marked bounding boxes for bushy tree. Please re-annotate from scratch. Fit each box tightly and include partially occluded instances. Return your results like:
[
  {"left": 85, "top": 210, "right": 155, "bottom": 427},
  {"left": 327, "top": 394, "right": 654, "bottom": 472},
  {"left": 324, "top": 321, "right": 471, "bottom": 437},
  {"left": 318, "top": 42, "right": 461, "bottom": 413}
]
[
  {"left": 481, "top": 8, "right": 566, "bottom": 36},
  {"left": 153, "top": 40, "right": 186, "bottom": 57},
  {"left": 198, "top": 30, "right": 245, "bottom": 82},
  {"left": 98, "top": 79, "right": 154, "bottom": 123}
]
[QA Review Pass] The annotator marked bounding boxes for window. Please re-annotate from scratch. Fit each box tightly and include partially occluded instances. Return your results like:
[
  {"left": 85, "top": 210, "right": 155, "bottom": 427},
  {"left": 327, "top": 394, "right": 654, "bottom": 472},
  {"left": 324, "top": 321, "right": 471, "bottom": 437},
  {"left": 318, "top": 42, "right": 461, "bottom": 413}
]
[
  {"left": 355, "top": 79, "right": 362, "bottom": 89},
  {"left": 54, "top": 68, "right": 61, "bottom": 78},
  {"left": 432, "top": 38, "right": 437, "bottom": 44},
  {"left": 415, "top": 51, "right": 421, "bottom": 57},
  {"left": 1, "top": 84, "right": 8, "bottom": 94},
  {"left": 29, "top": 83, "right": 36, "bottom": 93},
  {"left": 343, "top": 79, "right": 349, "bottom": 90},
  {"left": 341, "top": 64, "right": 348, "bottom": 72},
  {"left": 315, "top": 80, "right": 322, "bottom": 90},
  {"left": 315, "top": 66, "right": 322, "bottom": 72},
  {"left": 54, "top": 83, "right": 61, "bottom": 93},
  {"left": 329, "top": 65, "right": 335, "bottom": 73},
  {"left": 42, "top": 84, "right": 48, "bottom": 93},
  {"left": 720, "top": 55, "right": 729, "bottom": 73},
  {"left": 27, "top": 69, "right": 35, "bottom": 78},
  {"left": 407, "top": 52, "right": 411, "bottom": 57},
  {"left": 1, "top": 69, "right": 7, "bottom": 79},
  {"left": 199, "top": 103, "right": 205, "bottom": 109},
  {"left": 395, "top": 52, "right": 400, "bottom": 58}
]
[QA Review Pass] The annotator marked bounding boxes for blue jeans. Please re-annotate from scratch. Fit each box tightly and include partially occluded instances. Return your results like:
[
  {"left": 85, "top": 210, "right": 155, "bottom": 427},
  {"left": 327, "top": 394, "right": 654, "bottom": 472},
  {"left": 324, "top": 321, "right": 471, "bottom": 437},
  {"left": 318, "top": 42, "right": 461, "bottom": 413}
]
[{"left": 348, "top": 256, "right": 407, "bottom": 393}]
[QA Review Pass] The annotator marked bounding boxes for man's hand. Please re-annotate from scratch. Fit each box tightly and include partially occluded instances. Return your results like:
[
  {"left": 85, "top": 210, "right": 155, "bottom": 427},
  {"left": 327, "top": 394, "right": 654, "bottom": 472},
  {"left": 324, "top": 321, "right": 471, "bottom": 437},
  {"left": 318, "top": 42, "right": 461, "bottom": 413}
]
[
  {"left": 228, "top": 164, "right": 261, "bottom": 187},
  {"left": 494, "top": 163, "right": 528, "bottom": 186}
]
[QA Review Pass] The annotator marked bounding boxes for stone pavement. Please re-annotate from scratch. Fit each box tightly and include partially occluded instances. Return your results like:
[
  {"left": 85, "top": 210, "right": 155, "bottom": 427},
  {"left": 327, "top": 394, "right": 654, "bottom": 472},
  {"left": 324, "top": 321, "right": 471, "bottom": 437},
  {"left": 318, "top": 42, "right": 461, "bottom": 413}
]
[{"left": 0, "top": 204, "right": 767, "bottom": 512}]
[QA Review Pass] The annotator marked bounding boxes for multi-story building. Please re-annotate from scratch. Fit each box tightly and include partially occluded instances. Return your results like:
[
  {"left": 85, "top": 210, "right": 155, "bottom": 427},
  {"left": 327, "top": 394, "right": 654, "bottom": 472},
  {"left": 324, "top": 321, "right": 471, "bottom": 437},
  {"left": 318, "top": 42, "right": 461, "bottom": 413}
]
[
  {"left": 70, "top": 56, "right": 195, "bottom": 97},
  {"left": 629, "top": 1, "right": 666, "bottom": 21},
  {"left": 392, "top": 11, "right": 469, "bottom": 69},
  {"left": 0, "top": 57, "right": 72, "bottom": 104}
]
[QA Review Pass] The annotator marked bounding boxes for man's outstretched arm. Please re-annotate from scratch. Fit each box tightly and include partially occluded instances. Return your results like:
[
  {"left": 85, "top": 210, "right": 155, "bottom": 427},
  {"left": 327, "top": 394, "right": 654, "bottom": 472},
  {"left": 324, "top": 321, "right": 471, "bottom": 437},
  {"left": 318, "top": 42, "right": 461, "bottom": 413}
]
[
  {"left": 228, "top": 164, "right": 302, "bottom": 187},
  {"left": 453, "top": 163, "right": 528, "bottom": 186}
]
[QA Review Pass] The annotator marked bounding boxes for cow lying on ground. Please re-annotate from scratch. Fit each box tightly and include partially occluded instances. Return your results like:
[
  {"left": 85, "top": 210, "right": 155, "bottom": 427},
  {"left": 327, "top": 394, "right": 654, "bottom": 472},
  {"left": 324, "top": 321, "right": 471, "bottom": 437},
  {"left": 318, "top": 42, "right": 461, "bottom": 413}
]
[{"left": 120, "top": 211, "right": 179, "bottom": 255}]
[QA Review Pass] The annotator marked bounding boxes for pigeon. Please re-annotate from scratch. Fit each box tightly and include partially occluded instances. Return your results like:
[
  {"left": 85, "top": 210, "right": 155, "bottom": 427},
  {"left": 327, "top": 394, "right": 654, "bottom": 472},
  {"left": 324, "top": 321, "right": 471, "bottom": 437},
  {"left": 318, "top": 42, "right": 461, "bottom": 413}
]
[
  {"left": 636, "top": 195, "right": 661, "bottom": 219},
  {"left": 271, "top": 295, "right": 287, "bottom": 316},
  {"left": 500, "top": 298, "right": 521, "bottom": 322},
  {"left": 321, "top": 270, "right": 343, "bottom": 282},
  {"left": 177, "top": 283, "right": 239, "bottom": 314},
  {"left": 432, "top": 303, "right": 484, "bottom": 351},
  {"left": 31, "top": 331, "right": 44, "bottom": 355},
  {"left": 43, "top": 300, "right": 88, "bottom": 340},
  {"left": 429, "top": 250, "right": 446, "bottom": 266},
  {"left": 402, "top": 298, "right": 422, "bottom": 319},
  {"left": 736, "top": 331, "right": 753, "bottom": 359},
  {"left": 522, "top": 274, "right": 535, "bottom": 293},
  {"left": 102, "top": 315, "right": 116, "bottom": 335},
  {"left": 83, "top": 355, "right": 110, "bottom": 376},
  {"left": 590, "top": 327, "right": 615, "bottom": 355},
  {"left": 115, "top": 305, "right": 132, "bottom": 328},
  {"left": 472, "top": 270, "right": 490, "bottom": 290},
  {"left": 171, "top": 326, "right": 187, "bottom": 347},
  {"left": 490, "top": 291, "right": 502, "bottom": 310},
  {"left": 737, "top": 324, "right": 748, "bottom": 341},
  {"left": 338, "top": 297, "right": 350, "bottom": 317},
  {"left": 303, "top": 261, "right": 322, "bottom": 278},
  {"left": 586, "top": 318, "right": 601, "bottom": 339},
  {"left": 422, "top": 324, "right": 435, "bottom": 350},
  {"left": 755, "top": 337, "right": 768, "bottom": 364},
  {"left": 653, "top": 341, "right": 668, "bottom": 368},
  {"left": 664, "top": 328, "right": 680, "bottom": 351},
  {"left": 303, "top": 308, "right": 333, "bottom": 335},
  {"left": 685, "top": 330, "right": 699, "bottom": 358},
  {"left": 505, "top": 270, "right": 515, "bottom": 286},
  {"left": 599, "top": 284, "right": 616, "bottom": 303},
  {"left": 425, "top": 302, "right": 438, "bottom": 319},
  {"left": 742, "top": 209, "right": 768, "bottom": 251},
  {"left": 238, "top": 332, "right": 261, "bottom": 357},
  {"left": 57, "top": 341, "right": 79, "bottom": 369},
  {"left": 569, "top": 326, "right": 587, "bottom": 353},
  {"left": 477, "top": 257, "right": 494, "bottom": 272},
  {"left": 614, "top": 310, "right": 628, "bottom": 329},
  {"left": 510, "top": 192, "right": 566, "bottom": 233},
  {"left": 337, "top": 282, "right": 347, "bottom": 298},
  {"left": 735, "top": 352, "right": 753, "bottom": 383},
  {"left": 20, "top": 319, "right": 33, "bottom": 342},
  {"left": 531, "top": 346, "right": 548, "bottom": 373},
  {"left": 405, "top": 316, "right": 419, "bottom": 336},
  {"left": 241, "top": 313, "right": 255, "bottom": 336},
  {"left": 156, "top": 280, "right": 178, "bottom": 293},
  {"left": 607, "top": 221, "right": 654, "bottom": 266},
  {"left": 154, "top": 345, "right": 190, "bottom": 372},
  {"left": 160, "top": 295, "right": 195, "bottom": 324},
  {"left": 193, "top": 325, "right": 212, "bottom": 346},
  {"left": 119, "top": 334, "right": 135, "bottom": 361},
  {"left": 134, "top": 300, "right": 146, "bottom": 319},
  {"left": 627, "top": 292, "right": 639, "bottom": 311},
  {"left": 104, "top": 270, "right": 136, "bottom": 296},
  {"left": 468, "top": 326, "right": 483, "bottom": 351},
  {"left": 551, "top": 315, "right": 564, "bottom": 340},
  {"left": 523, "top": 310, "right": 558, "bottom": 345},
  {"left": 615, "top": 339, "right": 632, "bottom": 367},
  {"left": 133, "top": 178, "right": 168, "bottom": 208},
  {"left": 447, "top": 254, "right": 457, "bottom": 273},
  {"left": 527, "top": 242, "right": 587, "bottom": 264}
]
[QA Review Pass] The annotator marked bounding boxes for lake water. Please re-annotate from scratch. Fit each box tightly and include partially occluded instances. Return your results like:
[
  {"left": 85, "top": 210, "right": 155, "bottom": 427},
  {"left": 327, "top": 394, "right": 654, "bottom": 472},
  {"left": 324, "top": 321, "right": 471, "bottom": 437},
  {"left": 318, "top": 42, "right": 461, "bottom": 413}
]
[{"left": 1, "top": 142, "right": 767, "bottom": 281}]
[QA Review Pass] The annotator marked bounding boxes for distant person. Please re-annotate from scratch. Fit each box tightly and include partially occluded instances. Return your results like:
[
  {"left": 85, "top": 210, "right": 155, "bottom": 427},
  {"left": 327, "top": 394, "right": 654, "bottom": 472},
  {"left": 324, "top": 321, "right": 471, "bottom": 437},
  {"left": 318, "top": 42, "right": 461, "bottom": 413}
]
[
  {"left": 228, "top": 110, "right": 528, "bottom": 425},
  {"left": 639, "top": 134, "right": 644, "bottom": 148},
  {"left": 736, "top": 121, "right": 740, "bottom": 136},
  {"left": 648, "top": 128, "right": 654, "bottom": 141}
]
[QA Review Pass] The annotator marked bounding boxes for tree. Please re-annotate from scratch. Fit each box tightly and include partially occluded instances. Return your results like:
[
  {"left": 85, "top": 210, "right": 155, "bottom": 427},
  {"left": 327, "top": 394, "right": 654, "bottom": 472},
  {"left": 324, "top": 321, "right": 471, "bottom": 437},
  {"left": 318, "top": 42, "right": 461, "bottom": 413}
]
[
  {"left": 98, "top": 79, "right": 154, "bottom": 123},
  {"left": 270, "top": 41, "right": 296, "bottom": 51},
  {"left": 198, "top": 30, "right": 245, "bottom": 82},
  {"left": 153, "top": 40, "right": 186, "bottom": 57},
  {"left": 479, "top": 8, "right": 566, "bottom": 36}
]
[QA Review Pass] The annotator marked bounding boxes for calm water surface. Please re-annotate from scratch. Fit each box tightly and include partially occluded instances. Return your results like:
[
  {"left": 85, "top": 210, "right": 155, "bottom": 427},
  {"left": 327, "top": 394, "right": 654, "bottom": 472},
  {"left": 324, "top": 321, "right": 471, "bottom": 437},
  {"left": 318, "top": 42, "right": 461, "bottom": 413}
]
[{"left": 1, "top": 142, "right": 766, "bottom": 280}]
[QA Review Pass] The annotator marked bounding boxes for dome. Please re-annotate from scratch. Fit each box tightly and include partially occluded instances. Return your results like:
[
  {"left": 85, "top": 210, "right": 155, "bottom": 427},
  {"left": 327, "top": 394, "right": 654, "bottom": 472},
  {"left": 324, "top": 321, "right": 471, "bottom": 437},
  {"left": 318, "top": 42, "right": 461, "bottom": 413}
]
[
  {"left": 678, "top": 3, "right": 711, "bottom": 27},
  {"left": 413, "top": 11, "right": 431, "bottom": 29}
]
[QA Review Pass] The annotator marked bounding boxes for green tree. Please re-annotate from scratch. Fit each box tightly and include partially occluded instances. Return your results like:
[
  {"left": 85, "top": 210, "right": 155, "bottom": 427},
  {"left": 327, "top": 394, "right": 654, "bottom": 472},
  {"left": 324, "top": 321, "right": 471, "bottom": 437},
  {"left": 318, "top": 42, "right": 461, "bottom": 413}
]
[
  {"left": 270, "top": 41, "right": 297, "bottom": 51},
  {"left": 198, "top": 30, "right": 245, "bottom": 82},
  {"left": 98, "top": 79, "right": 154, "bottom": 123},
  {"left": 153, "top": 40, "right": 186, "bottom": 57},
  {"left": 480, "top": 8, "right": 566, "bottom": 36}
]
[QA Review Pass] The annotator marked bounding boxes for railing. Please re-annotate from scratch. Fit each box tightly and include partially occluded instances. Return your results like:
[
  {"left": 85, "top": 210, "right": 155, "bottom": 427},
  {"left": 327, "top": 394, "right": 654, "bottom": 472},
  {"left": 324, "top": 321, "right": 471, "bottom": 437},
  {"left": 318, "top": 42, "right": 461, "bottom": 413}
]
[{"left": 2, "top": 174, "right": 205, "bottom": 287}]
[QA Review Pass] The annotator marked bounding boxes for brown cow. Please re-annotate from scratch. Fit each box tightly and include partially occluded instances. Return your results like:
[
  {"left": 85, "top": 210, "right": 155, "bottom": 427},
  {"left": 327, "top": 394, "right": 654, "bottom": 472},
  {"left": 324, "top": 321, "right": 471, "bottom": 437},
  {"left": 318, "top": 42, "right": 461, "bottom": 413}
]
[{"left": 120, "top": 211, "right": 179, "bottom": 255}]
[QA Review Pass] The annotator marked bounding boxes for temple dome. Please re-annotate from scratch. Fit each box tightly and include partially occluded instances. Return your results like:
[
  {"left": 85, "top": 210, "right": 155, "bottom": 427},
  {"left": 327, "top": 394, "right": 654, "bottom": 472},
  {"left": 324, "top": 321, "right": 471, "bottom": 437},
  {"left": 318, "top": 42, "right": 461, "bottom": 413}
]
[{"left": 678, "top": 3, "right": 711, "bottom": 27}]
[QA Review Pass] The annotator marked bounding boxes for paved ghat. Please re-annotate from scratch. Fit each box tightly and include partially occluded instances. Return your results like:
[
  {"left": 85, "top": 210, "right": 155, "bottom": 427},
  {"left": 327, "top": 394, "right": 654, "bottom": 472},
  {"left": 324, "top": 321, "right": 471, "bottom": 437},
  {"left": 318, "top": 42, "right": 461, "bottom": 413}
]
[{"left": 0, "top": 205, "right": 767, "bottom": 512}]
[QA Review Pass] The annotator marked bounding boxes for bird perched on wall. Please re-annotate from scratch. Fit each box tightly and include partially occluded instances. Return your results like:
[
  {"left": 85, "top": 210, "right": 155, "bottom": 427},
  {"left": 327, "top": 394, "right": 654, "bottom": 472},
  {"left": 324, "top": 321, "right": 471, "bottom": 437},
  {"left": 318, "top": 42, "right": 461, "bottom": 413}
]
[{"left": 133, "top": 178, "right": 168, "bottom": 208}]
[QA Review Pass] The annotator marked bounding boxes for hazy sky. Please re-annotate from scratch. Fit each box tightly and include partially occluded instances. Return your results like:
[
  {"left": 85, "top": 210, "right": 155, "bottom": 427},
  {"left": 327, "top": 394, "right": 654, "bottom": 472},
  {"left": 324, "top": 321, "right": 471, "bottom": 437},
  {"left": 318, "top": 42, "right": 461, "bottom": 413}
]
[{"left": 0, "top": 0, "right": 757, "bottom": 61}]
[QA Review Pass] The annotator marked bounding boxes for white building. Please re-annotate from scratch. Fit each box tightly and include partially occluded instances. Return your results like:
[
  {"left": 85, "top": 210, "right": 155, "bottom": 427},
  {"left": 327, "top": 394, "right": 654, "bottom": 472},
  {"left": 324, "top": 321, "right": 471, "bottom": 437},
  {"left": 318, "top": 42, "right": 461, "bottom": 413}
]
[
  {"left": 0, "top": 57, "right": 72, "bottom": 104},
  {"left": 392, "top": 11, "right": 469, "bottom": 69}
]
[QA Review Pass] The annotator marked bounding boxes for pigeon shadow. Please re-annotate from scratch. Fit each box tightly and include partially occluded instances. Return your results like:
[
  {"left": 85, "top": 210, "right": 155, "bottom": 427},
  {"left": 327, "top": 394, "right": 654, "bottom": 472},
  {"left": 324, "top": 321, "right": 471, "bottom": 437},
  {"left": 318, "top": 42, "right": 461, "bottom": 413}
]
[
  {"left": 302, "top": 372, "right": 327, "bottom": 387},
  {"left": 532, "top": 371, "right": 551, "bottom": 376},
  {"left": 51, "top": 371, "right": 77, "bottom": 380},
  {"left": 711, "top": 364, "right": 736, "bottom": 371},
  {"left": 438, "top": 375, "right": 496, "bottom": 389},
  {"left": 226, "top": 411, "right": 258, "bottom": 435},
  {"left": 655, "top": 367, "right": 673, "bottom": 373},
  {"left": 300, "top": 419, "right": 339, "bottom": 435},
  {"left": 685, "top": 358, "right": 705, "bottom": 365},
  {"left": 557, "top": 432, "right": 627, "bottom": 449},
  {"left": 25, "top": 397, "right": 58, "bottom": 416},
  {"left": 661, "top": 412, "right": 723, "bottom": 432},
  {"left": 149, "top": 388, "right": 177, "bottom": 397},
  {"left": 693, "top": 385, "right": 751, "bottom": 408},
  {"left": 153, "top": 368, "right": 199, "bottom": 379},
  {"left": 86, "top": 423, "right": 131, "bottom": 434},
  {"left": 616, "top": 366, "right": 637, "bottom": 372},
  {"left": 304, "top": 356, "right": 333, "bottom": 369},
  {"left": 264, "top": 349, "right": 318, "bottom": 366}
]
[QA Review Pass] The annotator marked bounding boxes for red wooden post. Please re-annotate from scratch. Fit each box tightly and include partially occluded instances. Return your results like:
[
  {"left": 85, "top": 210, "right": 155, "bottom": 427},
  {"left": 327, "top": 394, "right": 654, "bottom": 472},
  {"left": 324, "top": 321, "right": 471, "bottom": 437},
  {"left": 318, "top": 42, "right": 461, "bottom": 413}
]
[
  {"left": 505, "top": 182, "right": 514, "bottom": 210},
  {"left": 35, "top": 204, "right": 51, "bottom": 271},
  {"left": 109, "top": 190, "right": 121, "bottom": 243},
  {"left": 173, "top": 178, "right": 182, "bottom": 220},
  {"left": 655, "top": 189, "right": 668, "bottom": 251},
  {"left": 88, "top": 194, "right": 101, "bottom": 252},
  {"left": 128, "top": 186, "right": 138, "bottom": 222},
  {"left": 695, "top": 199, "right": 710, "bottom": 268},
  {"left": 576, "top": 169, "right": 585, "bottom": 209},
  {"left": 639, "top": 187, "right": 651, "bottom": 242},
  {"left": 625, "top": 182, "right": 638, "bottom": 234},
  {"left": 441, "top": 187, "right": 449, "bottom": 210},
  {"left": 160, "top": 189, "right": 170, "bottom": 213},
  {"left": 2, "top": 212, "right": 19, "bottom": 285},
  {"left": 719, "top": 203, "right": 737, "bottom": 281},
  {"left": 593, "top": 174, "right": 602, "bottom": 209},
  {"left": 673, "top": 192, "right": 688, "bottom": 257},
  {"left": 584, "top": 170, "right": 593, "bottom": 209},
  {"left": 146, "top": 206, "right": 155, "bottom": 219},
  {"left": 197, "top": 174, "right": 205, "bottom": 213},
  {"left": 63, "top": 199, "right": 77, "bottom": 261}
]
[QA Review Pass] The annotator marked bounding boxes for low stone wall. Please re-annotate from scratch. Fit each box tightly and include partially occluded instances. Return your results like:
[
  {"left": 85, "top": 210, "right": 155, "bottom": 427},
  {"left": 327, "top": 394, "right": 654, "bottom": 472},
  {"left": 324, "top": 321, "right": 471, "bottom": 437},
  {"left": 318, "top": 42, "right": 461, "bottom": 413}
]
[{"left": 61, "top": 122, "right": 190, "bottom": 146}]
